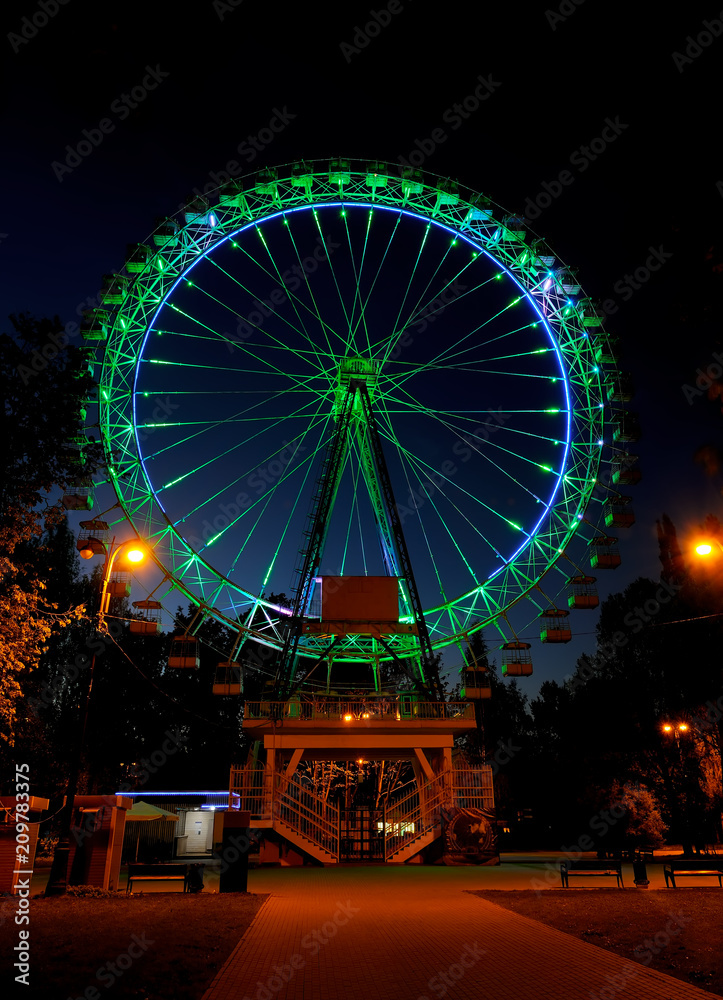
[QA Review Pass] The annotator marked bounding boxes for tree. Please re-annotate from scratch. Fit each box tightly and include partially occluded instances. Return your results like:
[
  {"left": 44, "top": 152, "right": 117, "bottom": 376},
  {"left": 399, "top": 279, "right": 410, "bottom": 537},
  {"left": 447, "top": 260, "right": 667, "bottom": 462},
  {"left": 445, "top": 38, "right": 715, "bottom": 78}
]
[
  {"left": 3, "top": 519, "right": 93, "bottom": 794},
  {"left": 0, "top": 314, "right": 100, "bottom": 750},
  {"left": 583, "top": 780, "right": 667, "bottom": 853},
  {"left": 532, "top": 510, "right": 723, "bottom": 852},
  {"left": 451, "top": 629, "right": 535, "bottom": 834}
]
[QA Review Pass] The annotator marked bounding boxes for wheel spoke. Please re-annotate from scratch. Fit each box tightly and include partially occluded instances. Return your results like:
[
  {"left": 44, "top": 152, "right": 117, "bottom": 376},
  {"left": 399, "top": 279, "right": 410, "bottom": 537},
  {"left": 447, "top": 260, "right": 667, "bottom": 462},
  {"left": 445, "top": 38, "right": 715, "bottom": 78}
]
[
  {"left": 342, "top": 208, "right": 374, "bottom": 359},
  {"left": 349, "top": 210, "right": 404, "bottom": 347},
  {"left": 149, "top": 388, "right": 331, "bottom": 491},
  {"left": 99, "top": 168, "right": 605, "bottom": 668},
  {"left": 208, "top": 233, "right": 334, "bottom": 371}
]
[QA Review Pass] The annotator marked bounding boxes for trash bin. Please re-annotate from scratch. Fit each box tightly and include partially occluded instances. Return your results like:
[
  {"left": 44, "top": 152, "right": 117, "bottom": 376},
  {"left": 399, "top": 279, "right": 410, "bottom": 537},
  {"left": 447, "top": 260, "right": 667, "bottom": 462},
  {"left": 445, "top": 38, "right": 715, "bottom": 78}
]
[
  {"left": 187, "top": 863, "right": 205, "bottom": 893},
  {"left": 633, "top": 850, "right": 650, "bottom": 888}
]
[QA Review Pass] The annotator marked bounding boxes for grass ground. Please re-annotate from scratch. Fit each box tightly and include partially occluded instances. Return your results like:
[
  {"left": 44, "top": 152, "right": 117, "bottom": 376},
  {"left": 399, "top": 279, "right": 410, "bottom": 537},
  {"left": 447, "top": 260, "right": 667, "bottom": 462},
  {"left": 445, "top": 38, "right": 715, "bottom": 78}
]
[
  {"left": 472, "top": 888, "right": 723, "bottom": 996},
  {"left": 0, "top": 891, "right": 267, "bottom": 999}
]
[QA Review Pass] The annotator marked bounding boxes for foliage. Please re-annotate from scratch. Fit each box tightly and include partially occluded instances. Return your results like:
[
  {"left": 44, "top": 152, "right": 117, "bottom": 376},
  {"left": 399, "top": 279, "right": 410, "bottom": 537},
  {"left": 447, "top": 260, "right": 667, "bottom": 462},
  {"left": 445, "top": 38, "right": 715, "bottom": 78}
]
[
  {"left": 611, "top": 781, "right": 667, "bottom": 846},
  {"left": 295, "top": 757, "right": 411, "bottom": 809},
  {"left": 0, "top": 314, "right": 101, "bottom": 548},
  {"left": 0, "top": 314, "right": 101, "bottom": 750},
  {"left": 444, "top": 514, "right": 723, "bottom": 850},
  {"left": 36, "top": 833, "right": 58, "bottom": 859}
]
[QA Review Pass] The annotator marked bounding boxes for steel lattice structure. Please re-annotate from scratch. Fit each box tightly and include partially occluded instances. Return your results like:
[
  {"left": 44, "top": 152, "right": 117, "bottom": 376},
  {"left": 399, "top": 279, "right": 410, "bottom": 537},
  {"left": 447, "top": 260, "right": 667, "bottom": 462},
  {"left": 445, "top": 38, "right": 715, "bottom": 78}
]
[{"left": 91, "top": 157, "right": 617, "bottom": 672}]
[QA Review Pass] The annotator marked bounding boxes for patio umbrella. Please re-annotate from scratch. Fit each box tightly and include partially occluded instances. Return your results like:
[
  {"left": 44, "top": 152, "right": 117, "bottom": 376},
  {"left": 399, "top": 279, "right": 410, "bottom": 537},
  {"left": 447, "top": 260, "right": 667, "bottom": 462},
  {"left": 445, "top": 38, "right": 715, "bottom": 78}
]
[{"left": 125, "top": 800, "right": 179, "bottom": 861}]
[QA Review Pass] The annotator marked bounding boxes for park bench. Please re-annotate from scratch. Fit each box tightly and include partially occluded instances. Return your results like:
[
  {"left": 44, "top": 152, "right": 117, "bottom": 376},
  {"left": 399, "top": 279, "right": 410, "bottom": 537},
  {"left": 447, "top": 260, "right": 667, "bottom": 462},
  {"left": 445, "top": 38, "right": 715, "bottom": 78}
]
[
  {"left": 663, "top": 860, "right": 723, "bottom": 888},
  {"left": 126, "top": 862, "right": 189, "bottom": 894},
  {"left": 560, "top": 859, "right": 624, "bottom": 888}
]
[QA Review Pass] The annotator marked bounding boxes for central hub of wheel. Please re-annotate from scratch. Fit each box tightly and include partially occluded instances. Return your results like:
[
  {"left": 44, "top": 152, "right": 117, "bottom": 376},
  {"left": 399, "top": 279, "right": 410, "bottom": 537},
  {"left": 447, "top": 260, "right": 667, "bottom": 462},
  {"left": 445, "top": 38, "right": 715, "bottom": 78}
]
[{"left": 334, "top": 356, "right": 379, "bottom": 416}]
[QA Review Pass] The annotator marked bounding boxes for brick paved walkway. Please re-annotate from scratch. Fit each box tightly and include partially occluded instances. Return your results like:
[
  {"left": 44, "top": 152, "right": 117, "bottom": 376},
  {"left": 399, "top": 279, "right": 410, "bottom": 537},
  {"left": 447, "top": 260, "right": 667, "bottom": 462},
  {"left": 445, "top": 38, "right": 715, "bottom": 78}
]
[{"left": 201, "top": 865, "right": 716, "bottom": 1000}]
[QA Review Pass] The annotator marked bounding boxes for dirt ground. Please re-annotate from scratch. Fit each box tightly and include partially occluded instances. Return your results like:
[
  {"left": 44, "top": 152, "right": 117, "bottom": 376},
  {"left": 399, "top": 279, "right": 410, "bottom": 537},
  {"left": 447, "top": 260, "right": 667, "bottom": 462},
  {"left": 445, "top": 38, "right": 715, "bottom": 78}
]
[
  {"left": 0, "top": 891, "right": 267, "bottom": 999},
  {"left": 472, "top": 888, "right": 723, "bottom": 996}
]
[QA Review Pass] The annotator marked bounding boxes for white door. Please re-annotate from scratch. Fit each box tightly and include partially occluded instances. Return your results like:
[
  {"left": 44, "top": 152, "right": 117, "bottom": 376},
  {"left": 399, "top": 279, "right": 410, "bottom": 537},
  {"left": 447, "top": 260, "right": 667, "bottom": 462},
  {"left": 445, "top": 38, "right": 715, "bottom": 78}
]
[{"left": 187, "top": 811, "right": 213, "bottom": 853}]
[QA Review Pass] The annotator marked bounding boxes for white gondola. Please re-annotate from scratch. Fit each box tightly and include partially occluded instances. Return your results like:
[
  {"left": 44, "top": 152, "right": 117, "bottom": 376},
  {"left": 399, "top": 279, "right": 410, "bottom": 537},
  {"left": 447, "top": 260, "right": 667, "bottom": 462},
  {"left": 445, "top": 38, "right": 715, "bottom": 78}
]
[
  {"left": 365, "top": 162, "right": 389, "bottom": 188},
  {"left": 539, "top": 608, "right": 572, "bottom": 644},
  {"left": 329, "top": 159, "right": 351, "bottom": 184},
  {"left": 77, "top": 519, "right": 109, "bottom": 556},
  {"left": 567, "top": 575, "right": 599, "bottom": 610},
  {"left": 254, "top": 169, "right": 277, "bottom": 196},
  {"left": 401, "top": 167, "right": 423, "bottom": 195},
  {"left": 603, "top": 496, "right": 635, "bottom": 529},
  {"left": 611, "top": 411, "right": 641, "bottom": 444},
  {"left": 125, "top": 243, "right": 151, "bottom": 272},
  {"left": 168, "top": 634, "right": 200, "bottom": 669},
  {"left": 101, "top": 273, "right": 128, "bottom": 305},
  {"left": 460, "top": 666, "right": 491, "bottom": 699},
  {"left": 611, "top": 454, "right": 641, "bottom": 486},
  {"left": 589, "top": 535, "right": 621, "bottom": 569},
  {"left": 108, "top": 571, "right": 131, "bottom": 598},
  {"left": 501, "top": 642, "right": 533, "bottom": 677},
  {"left": 80, "top": 308, "right": 110, "bottom": 343},
  {"left": 212, "top": 662, "right": 242, "bottom": 695},
  {"left": 62, "top": 483, "right": 94, "bottom": 511},
  {"left": 130, "top": 600, "right": 162, "bottom": 636}
]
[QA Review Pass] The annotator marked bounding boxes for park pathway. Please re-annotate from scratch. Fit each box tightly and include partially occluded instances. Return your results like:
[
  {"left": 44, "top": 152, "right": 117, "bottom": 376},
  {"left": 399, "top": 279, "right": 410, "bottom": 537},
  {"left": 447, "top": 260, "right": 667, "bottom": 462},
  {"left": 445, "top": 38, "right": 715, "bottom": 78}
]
[{"left": 201, "top": 864, "right": 715, "bottom": 1000}]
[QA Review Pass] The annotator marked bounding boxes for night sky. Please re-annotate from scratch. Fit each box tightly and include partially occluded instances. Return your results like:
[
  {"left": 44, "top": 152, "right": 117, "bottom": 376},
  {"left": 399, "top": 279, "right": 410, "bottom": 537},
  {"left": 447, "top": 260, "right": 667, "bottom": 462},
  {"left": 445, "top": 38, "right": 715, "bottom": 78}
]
[{"left": 4, "top": 0, "right": 723, "bottom": 691}]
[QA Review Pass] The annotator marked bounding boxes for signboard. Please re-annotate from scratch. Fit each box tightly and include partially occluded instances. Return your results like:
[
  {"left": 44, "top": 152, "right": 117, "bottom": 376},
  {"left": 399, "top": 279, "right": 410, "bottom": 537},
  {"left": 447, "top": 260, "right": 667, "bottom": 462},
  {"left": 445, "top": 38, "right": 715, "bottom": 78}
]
[{"left": 320, "top": 575, "right": 399, "bottom": 622}]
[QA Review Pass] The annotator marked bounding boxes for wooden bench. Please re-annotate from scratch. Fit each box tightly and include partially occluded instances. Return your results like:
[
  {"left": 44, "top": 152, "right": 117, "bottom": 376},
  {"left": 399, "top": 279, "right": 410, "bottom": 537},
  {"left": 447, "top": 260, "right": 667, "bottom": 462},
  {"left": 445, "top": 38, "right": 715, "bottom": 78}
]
[
  {"left": 560, "top": 860, "right": 624, "bottom": 888},
  {"left": 126, "top": 863, "right": 189, "bottom": 894},
  {"left": 664, "top": 860, "right": 723, "bottom": 888}
]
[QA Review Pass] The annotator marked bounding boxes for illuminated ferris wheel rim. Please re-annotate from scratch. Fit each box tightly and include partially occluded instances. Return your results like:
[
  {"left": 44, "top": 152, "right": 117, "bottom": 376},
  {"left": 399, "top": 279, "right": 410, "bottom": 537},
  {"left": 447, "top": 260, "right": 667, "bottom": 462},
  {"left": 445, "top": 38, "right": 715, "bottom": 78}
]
[
  {"left": 96, "top": 157, "right": 612, "bottom": 657},
  {"left": 136, "top": 202, "right": 573, "bottom": 586}
]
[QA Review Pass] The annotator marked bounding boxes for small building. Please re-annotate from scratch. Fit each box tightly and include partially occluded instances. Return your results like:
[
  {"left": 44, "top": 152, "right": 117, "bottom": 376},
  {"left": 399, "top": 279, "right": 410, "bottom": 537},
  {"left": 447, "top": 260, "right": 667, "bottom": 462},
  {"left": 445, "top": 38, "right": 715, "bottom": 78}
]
[{"left": 114, "top": 791, "right": 231, "bottom": 861}]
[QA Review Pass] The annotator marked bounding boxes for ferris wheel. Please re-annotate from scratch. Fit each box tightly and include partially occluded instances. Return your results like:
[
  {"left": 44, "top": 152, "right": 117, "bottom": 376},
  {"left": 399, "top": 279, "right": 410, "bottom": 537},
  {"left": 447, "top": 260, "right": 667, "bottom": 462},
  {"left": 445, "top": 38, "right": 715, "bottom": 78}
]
[{"left": 77, "top": 158, "right": 636, "bottom": 688}]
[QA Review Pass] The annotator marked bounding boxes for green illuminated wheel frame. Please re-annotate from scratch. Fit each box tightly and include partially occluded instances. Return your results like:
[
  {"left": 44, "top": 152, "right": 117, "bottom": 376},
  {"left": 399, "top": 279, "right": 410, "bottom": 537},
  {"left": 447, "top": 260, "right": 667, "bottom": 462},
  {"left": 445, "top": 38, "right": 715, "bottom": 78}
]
[{"left": 97, "top": 158, "right": 612, "bottom": 668}]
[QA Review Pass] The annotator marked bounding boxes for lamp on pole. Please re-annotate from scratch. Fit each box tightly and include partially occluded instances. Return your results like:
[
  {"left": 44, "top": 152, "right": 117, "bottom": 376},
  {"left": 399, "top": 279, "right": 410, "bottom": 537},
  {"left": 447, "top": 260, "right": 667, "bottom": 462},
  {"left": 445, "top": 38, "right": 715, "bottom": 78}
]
[
  {"left": 45, "top": 537, "right": 145, "bottom": 896},
  {"left": 661, "top": 720, "right": 696, "bottom": 857},
  {"left": 694, "top": 536, "right": 723, "bottom": 559},
  {"left": 662, "top": 721, "right": 689, "bottom": 746},
  {"left": 691, "top": 533, "right": 723, "bottom": 844}
]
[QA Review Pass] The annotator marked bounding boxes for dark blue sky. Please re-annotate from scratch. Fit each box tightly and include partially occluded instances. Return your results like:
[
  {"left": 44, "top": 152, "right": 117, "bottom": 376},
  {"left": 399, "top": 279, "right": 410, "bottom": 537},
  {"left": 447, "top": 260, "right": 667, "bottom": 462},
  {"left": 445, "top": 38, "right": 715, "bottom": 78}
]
[{"left": 5, "top": 0, "right": 723, "bottom": 691}]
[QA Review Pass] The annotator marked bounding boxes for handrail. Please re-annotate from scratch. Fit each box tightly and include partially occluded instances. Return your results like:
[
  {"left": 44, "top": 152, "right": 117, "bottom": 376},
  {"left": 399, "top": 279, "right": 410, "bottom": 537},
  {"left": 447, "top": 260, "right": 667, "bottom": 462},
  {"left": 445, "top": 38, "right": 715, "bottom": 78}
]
[
  {"left": 229, "top": 762, "right": 267, "bottom": 815},
  {"left": 229, "top": 762, "right": 494, "bottom": 861},
  {"left": 274, "top": 772, "right": 339, "bottom": 858},
  {"left": 229, "top": 763, "right": 339, "bottom": 856},
  {"left": 244, "top": 700, "right": 473, "bottom": 721},
  {"left": 451, "top": 767, "right": 494, "bottom": 811},
  {"left": 385, "top": 771, "right": 451, "bottom": 860}
]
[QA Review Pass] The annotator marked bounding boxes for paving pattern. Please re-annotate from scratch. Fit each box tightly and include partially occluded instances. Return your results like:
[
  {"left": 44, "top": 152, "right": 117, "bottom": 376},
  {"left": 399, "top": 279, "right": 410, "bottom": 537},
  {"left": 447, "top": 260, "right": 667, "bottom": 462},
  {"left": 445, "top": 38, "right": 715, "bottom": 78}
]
[{"left": 201, "top": 863, "right": 716, "bottom": 1000}]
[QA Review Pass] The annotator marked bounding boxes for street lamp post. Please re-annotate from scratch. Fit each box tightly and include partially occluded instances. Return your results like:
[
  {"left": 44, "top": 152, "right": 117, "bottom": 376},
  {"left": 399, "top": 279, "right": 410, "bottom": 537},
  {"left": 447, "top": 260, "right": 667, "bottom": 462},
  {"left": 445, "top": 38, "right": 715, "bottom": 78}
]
[
  {"left": 45, "top": 537, "right": 144, "bottom": 896},
  {"left": 662, "top": 721, "right": 689, "bottom": 746},
  {"left": 661, "top": 721, "right": 695, "bottom": 858},
  {"left": 694, "top": 535, "right": 723, "bottom": 563}
]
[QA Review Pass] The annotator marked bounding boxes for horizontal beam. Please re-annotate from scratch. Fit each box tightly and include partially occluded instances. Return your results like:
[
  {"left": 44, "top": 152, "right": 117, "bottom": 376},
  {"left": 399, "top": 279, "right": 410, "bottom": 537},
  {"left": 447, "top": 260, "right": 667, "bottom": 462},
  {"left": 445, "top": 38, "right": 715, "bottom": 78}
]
[{"left": 262, "top": 734, "right": 456, "bottom": 751}]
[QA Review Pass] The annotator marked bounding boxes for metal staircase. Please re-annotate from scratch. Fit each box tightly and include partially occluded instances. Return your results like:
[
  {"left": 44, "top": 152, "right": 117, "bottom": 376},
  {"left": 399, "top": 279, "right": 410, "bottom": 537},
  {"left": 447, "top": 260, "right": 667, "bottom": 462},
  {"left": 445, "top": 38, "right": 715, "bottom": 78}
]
[
  {"left": 384, "top": 772, "right": 451, "bottom": 863},
  {"left": 230, "top": 763, "right": 339, "bottom": 863},
  {"left": 273, "top": 772, "right": 339, "bottom": 862},
  {"left": 230, "top": 761, "right": 494, "bottom": 865}
]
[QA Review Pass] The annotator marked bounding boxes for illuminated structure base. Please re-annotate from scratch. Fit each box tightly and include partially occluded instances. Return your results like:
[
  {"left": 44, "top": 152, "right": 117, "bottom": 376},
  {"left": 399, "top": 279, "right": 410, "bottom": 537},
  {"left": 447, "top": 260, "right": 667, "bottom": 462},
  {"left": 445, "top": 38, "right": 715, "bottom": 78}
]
[{"left": 232, "top": 697, "right": 494, "bottom": 865}]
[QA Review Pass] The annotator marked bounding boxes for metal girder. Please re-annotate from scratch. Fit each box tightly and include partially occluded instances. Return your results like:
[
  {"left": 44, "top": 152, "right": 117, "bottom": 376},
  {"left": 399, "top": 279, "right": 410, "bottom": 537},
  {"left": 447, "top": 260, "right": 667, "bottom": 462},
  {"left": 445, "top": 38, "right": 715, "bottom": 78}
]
[
  {"left": 356, "top": 384, "right": 443, "bottom": 699},
  {"left": 274, "top": 386, "right": 356, "bottom": 697},
  {"left": 274, "top": 377, "right": 442, "bottom": 700}
]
